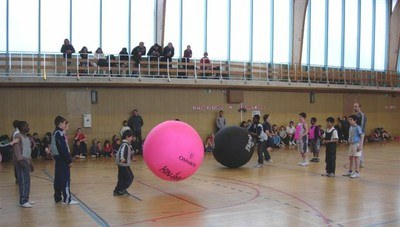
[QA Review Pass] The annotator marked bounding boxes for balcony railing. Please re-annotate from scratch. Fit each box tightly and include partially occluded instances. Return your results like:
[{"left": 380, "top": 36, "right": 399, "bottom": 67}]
[{"left": 0, "top": 52, "right": 399, "bottom": 89}]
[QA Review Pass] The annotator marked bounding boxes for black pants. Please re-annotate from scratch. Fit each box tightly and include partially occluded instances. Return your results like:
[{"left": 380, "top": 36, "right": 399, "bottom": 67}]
[
  {"left": 325, "top": 149, "right": 336, "bottom": 174},
  {"left": 114, "top": 166, "right": 134, "bottom": 192},
  {"left": 134, "top": 131, "right": 143, "bottom": 153},
  {"left": 257, "top": 141, "right": 271, "bottom": 164},
  {"left": 54, "top": 160, "right": 71, "bottom": 203}
]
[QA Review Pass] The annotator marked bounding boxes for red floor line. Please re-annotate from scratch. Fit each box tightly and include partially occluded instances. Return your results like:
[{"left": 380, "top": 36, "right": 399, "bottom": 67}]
[{"left": 198, "top": 173, "right": 331, "bottom": 225}]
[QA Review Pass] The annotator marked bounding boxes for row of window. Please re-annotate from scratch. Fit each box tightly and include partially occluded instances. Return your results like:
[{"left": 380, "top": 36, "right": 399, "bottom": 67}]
[{"left": 0, "top": 0, "right": 398, "bottom": 72}]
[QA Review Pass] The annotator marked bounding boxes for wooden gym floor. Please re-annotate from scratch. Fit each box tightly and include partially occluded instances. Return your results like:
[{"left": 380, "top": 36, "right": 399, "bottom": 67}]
[{"left": 0, "top": 142, "right": 399, "bottom": 227}]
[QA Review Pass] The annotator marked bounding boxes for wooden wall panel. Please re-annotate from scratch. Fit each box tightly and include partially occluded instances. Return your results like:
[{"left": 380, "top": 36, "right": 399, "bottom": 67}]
[{"left": 0, "top": 88, "right": 399, "bottom": 146}]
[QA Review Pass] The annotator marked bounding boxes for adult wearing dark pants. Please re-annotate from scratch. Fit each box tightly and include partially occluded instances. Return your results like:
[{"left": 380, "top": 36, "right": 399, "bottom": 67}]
[
  {"left": 13, "top": 121, "right": 35, "bottom": 208},
  {"left": 114, "top": 129, "right": 135, "bottom": 196},
  {"left": 127, "top": 109, "right": 144, "bottom": 154},
  {"left": 354, "top": 103, "right": 367, "bottom": 168},
  {"left": 52, "top": 116, "right": 78, "bottom": 205}
]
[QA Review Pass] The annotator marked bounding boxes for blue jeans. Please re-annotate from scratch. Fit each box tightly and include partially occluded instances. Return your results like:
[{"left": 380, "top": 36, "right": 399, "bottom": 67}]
[{"left": 15, "top": 160, "right": 31, "bottom": 205}]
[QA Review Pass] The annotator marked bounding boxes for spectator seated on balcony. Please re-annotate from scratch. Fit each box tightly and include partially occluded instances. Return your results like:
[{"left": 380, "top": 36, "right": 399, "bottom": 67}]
[
  {"left": 131, "top": 42, "right": 146, "bottom": 67},
  {"left": 199, "top": 52, "right": 220, "bottom": 78},
  {"left": 94, "top": 47, "right": 107, "bottom": 67},
  {"left": 200, "top": 52, "right": 211, "bottom": 69},
  {"left": 119, "top": 47, "right": 129, "bottom": 67},
  {"left": 161, "top": 42, "right": 175, "bottom": 68},
  {"left": 182, "top": 45, "right": 192, "bottom": 63},
  {"left": 147, "top": 43, "right": 162, "bottom": 61},
  {"left": 119, "top": 47, "right": 129, "bottom": 76},
  {"left": 78, "top": 46, "right": 92, "bottom": 75},
  {"left": 79, "top": 46, "right": 92, "bottom": 66}
]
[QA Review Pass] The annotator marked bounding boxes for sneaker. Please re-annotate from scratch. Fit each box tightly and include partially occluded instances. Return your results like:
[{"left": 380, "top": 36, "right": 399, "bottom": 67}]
[
  {"left": 350, "top": 172, "right": 360, "bottom": 178},
  {"left": 113, "top": 191, "right": 124, "bottom": 196},
  {"left": 299, "top": 162, "right": 309, "bottom": 166},
  {"left": 63, "top": 200, "right": 79, "bottom": 205},
  {"left": 121, "top": 189, "right": 130, "bottom": 195},
  {"left": 267, "top": 159, "right": 273, "bottom": 163},
  {"left": 360, "top": 163, "right": 365, "bottom": 168},
  {"left": 255, "top": 163, "right": 263, "bottom": 168},
  {"left": 321, "top": 173, "right": 330, "bottom": 176},
  {"left": 342, "top": 171, "right": 352, "bottom": 177},
  {"left": 328, "top": 173, "right": 335, "bottom": 177},
  {"left": 315, "top": 158, "right": 320, "bottom": 162},
  {"left": 28, "top": 200, "right": 36, "bottom": 205},
  {"left": 19, "top": 202, "right": 33, "bottom": 208},
  {"left": 310, "top": 158, "right": 316, "bottom": 162}
]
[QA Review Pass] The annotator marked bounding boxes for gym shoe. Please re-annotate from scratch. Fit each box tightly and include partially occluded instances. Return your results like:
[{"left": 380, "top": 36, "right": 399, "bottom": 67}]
[
  {"left": 19, "top": 202, "right": 33, "bottom": 208},
  {"left": 328, "top": 173, "right": 335, "bottom": 177},
  {"left": 28, "top": 200, "right": 36, "bottom": 205},
  {"left": 350, "top": 172, "right": 360, "bottom": 178},
  {"left": 121, "top": 189, "right": 130, "bottom": 195},
  {"left": 63, "top": 200, "right": 79, "bottom": 205},
  {"left": 299, "top": 162, "right": 309, "bottom": 166},
  {"left": 315, "top": 158, "right": 320, "bottom": 162},
  {"left": 342, "top": 171, "right": 352, "bottom": 177},
  {"left": 360, "top": 163, "right": 365, "bottom": 168},
  {"left": 267, "top": 159, "right": 273, "bottom": 163},
  {"left": 310, "top": 158, "right": 316, "bottom": 162},
  {"left": 321, "top": 173, "right": 329, "bottom": 176},
  {"left": 113, "top": 191, "right": 124, "bottom": 196},
  {"left": 255, "top": 163, "right": 263, "bottom": 168}
]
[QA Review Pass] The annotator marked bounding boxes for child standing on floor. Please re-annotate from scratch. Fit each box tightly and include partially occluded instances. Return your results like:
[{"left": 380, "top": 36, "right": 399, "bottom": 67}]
[
  {"left": 52, "top": 116, "right": 79, "bottom": 205},
  {"left": 249, "top": 114, "right": 268, "bottom": 168},
  {"left": 114, "top": 129, "right": 135, "bottom": 196},
  {"left": 13, "top": 121, "right": 35, "bottom": 208},
  {"left": 321, "top": 117, "right": 339, "bottom": 177},
  {"left": 309, "top": 117, "right": 321, "bottom": 162},
  {"left": 295, "top": 112, "right": 309, "bottom": 166},
  {"left": 343, "top": 115, "right": 364, "bottom": 178}
]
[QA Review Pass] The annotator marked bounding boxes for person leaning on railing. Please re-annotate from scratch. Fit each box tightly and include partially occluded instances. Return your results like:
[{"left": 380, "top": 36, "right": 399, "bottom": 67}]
[
  {"left": 131, "top": 42, "right": 146, "bottom": 67},
  {"left": 60, "top": 39, "right": 75, "bottom": 75},
  {"left": 162, "top": 42, "right": 175, "bottom": 68},
  {"left": 60, "top": 39, "right": 75, "bottom": 59}
]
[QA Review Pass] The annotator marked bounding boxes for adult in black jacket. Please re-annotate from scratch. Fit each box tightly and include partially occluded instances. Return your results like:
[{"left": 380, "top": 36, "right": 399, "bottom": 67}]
[
  {"left": 60, "top": 39, "right": 75, "bottom": 59},
  {"left": 162, "top": 42, "right": 175, "bottom": 64},
  {"left": 131, "top": 42, "right": 146, "bottom": 67},
  {"left": 127, "top": 109, "right": 144, "bottom": 153},
  {"left": 147, "top": 43, "right": 162, "bottom": 61}
]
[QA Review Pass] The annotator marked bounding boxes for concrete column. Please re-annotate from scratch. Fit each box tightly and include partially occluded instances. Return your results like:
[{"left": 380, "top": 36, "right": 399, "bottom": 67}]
[
  {"left": 155, "top": 0, "right": 166, "bottom": 47},
  {"left": 388, "top": 1, "right": 400, "bottom": 71},
  {"left": 292, "top": 0, "right": 309, "bottom": 65}
]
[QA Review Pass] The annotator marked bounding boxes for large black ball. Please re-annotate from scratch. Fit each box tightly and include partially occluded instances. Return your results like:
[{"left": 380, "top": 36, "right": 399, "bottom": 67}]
[{"left": 213, "top": 126, "right": 255, "bottom": 168}]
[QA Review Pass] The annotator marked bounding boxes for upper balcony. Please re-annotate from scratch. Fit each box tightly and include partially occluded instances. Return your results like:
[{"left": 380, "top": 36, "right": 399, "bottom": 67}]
[{"left": 0, "top": 52, "right": 399, "bottom": 93}]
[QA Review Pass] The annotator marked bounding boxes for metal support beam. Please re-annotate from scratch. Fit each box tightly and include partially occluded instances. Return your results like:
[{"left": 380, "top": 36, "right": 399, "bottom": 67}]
[
  {"left": 388, "top": 0, "right": 400, "bottom": 71},
  {"left": 291, "top": 0, "right": 308, "bottom": 66},
  {"left": 155, "top": 0, "right": 166, "bottom": 47}
]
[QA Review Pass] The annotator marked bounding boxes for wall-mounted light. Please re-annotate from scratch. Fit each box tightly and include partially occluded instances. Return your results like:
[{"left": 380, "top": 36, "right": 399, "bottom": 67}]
[
  {"left": 91, "top": 90, "right": 98, "bottom": 104},
  {"left": 310, "top": 92, "right": 315, "bottom": 103}
]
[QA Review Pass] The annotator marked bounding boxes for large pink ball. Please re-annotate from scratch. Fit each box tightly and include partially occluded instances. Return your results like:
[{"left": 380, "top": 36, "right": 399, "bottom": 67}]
[{"left": 143, "top": 121, "right": 204, "bottom": 181}]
